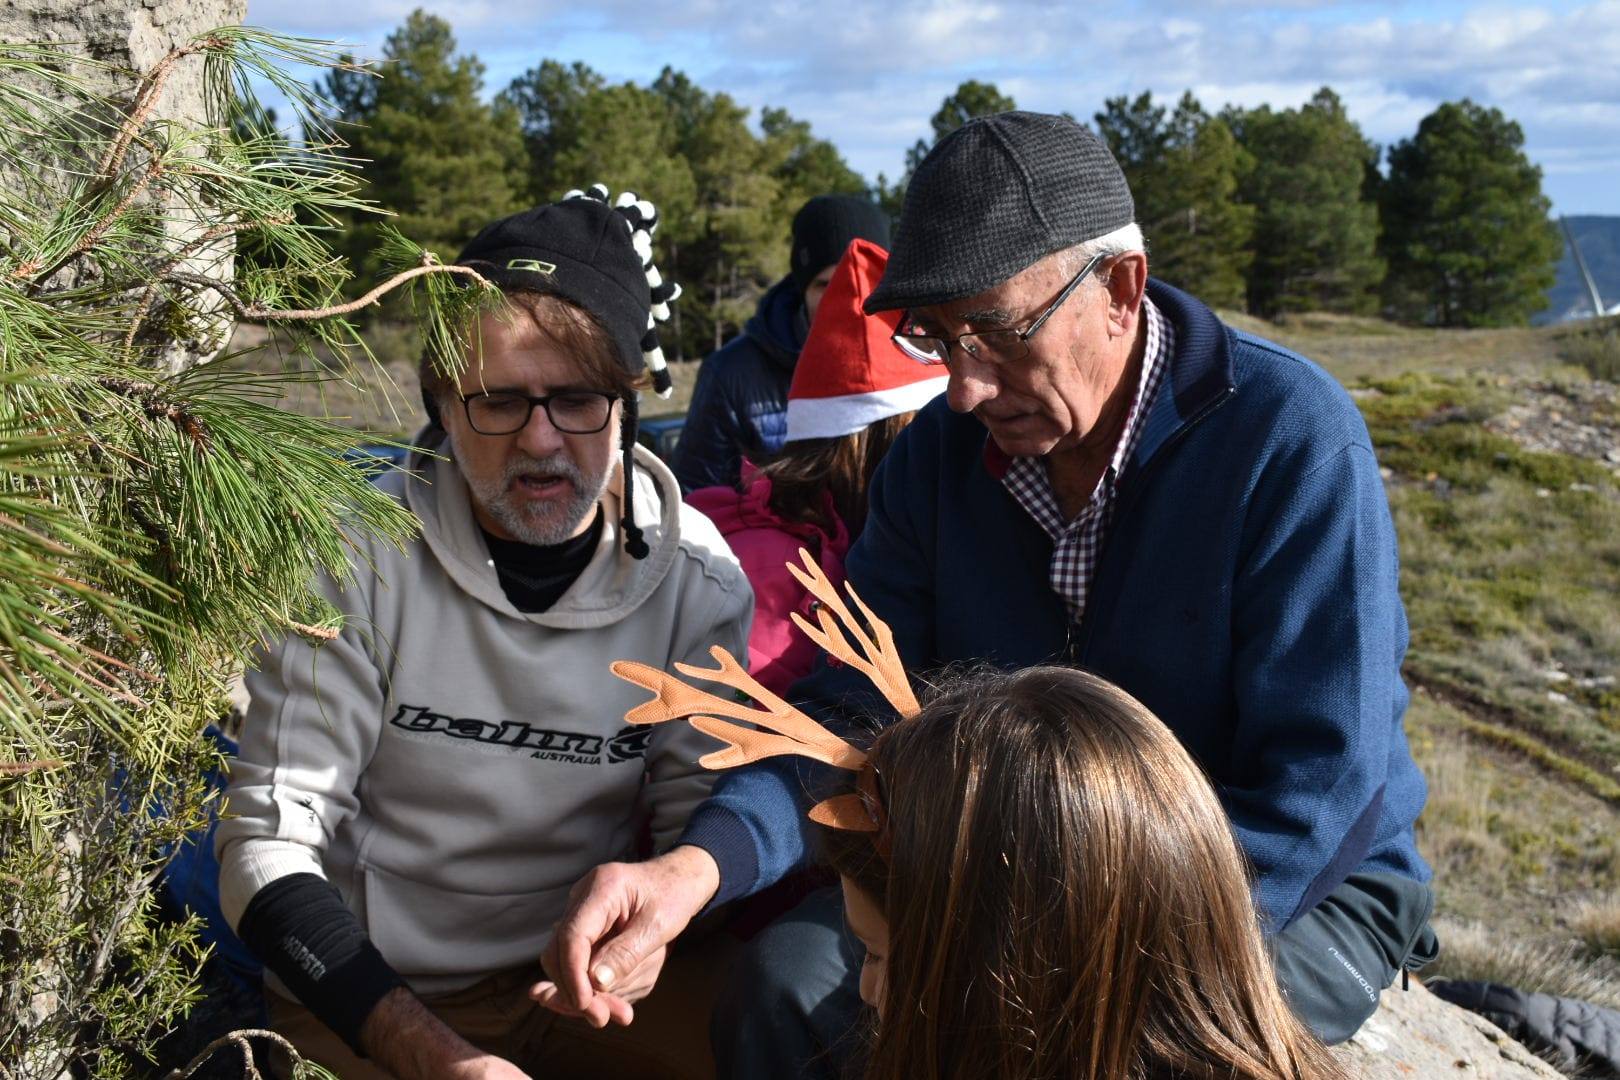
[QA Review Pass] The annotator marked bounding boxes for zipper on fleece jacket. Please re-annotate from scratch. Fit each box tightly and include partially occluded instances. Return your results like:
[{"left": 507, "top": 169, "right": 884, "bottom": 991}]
[{"left": 1067, "top": 384, "right": 1236, "bottom": 665}]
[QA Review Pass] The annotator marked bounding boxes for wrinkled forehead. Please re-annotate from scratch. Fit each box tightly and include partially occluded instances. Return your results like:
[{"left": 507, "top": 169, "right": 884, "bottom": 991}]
[
  {"left": 460, "top": 303, "right": 597, "bottom": 389},
  {"left": 908, "top": 257, "right": 1062, "bottom": 330}
]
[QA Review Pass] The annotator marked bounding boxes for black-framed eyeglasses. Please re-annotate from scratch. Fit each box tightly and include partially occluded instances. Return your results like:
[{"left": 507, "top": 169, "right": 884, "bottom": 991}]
[
  {"left": 459, "top": 390, "right": 616, "bottom": 435},
  {"left": 892, "top": 251, "right": 1108, "bottom": 366}
]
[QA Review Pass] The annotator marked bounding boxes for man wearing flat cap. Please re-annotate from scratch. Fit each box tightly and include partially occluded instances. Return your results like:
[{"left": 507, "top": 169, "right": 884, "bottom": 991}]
[{"left": 549, "top": 114, "right": 1437, "bottom": 1077}]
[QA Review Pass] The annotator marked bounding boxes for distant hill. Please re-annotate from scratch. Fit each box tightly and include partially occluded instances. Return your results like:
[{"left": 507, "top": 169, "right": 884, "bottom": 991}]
[{"left": 1539, "top": 214, "right": 1620, "bottom": 323}]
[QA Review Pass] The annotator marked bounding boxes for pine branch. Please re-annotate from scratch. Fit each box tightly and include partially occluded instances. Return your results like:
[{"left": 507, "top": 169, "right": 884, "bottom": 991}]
[
  {"left": 0, "top": 759, "right": 65, "bottom": 776},
  {"left": 164, "top": 1028, "right": 310, "bottom": 1080},
  {"left": 95, "top": 376, "right": 212, "bottom": 452},
  {"left": 97, "top": 38, "right": 227, "bottom": 181},
  {"left": 18, "top": 157, "right": 166, "bottom": 289},
  {"left": 122, "top": 215, "right": 292, "bottom": 356},
  {"left": 164, "top": 260, "right": 490, "bottom": 321}
]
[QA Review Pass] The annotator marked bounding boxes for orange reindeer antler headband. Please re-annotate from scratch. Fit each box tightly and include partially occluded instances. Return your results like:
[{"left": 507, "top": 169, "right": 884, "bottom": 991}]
[{"left": 610, "top": 548, "right": 919, "bottom": 834}]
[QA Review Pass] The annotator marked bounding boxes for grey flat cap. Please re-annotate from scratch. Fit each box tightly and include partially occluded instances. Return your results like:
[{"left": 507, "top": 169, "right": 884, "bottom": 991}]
[{"left": 864, "top": 111, "right": 1134, "bottom": 314}]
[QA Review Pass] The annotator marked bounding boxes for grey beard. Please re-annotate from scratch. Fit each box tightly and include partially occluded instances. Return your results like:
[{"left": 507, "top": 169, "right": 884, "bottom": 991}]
[{"left": 459, "top": 447, "right": 611, "bottom": 547}]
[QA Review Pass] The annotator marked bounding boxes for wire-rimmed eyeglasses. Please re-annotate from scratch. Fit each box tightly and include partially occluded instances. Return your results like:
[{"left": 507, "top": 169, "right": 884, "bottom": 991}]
[{"left": 892, "top": 252, "right": 1108, "bottom": 366}]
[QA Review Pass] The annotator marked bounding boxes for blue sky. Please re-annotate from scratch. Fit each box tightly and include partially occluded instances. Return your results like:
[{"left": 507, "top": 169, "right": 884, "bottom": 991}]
[{"left": 246, "top": 0, "right": 1620, "bottom": 217}]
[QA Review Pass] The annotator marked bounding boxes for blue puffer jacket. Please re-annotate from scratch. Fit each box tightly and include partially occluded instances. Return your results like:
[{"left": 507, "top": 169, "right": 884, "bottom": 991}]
[{"left": 671, "top": 277, "right": 806, "bottom": 493}]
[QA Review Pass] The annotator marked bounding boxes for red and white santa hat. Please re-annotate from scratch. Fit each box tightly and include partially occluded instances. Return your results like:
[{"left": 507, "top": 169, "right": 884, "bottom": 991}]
[{"left": 784, "top": 238, "right": 949, "bottom": 443}]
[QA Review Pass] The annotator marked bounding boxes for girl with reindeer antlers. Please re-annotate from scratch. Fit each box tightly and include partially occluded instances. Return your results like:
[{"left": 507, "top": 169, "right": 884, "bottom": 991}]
[{"left": 606, "top": 552, "right": 1346, "bottom": 1080}]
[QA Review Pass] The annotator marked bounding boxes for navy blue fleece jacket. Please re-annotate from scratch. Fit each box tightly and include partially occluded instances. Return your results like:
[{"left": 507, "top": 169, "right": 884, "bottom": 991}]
[{"left": 677, "top": 280, "right": 1430, "bottom": 932}]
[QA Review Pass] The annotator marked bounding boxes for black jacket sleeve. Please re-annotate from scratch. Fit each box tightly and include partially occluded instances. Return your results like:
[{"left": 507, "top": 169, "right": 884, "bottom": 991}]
[
  {"left": 1430, "top": 979, "right": 1620, "bottom": 1077},
  {"left": 671, "top": 353, "right": 745, "bottom": 493}
]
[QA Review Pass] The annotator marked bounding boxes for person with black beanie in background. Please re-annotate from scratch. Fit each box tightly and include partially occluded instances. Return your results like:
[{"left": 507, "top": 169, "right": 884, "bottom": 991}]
[{"left": 670, "top": 194, "right": 890, "bottom": 493}]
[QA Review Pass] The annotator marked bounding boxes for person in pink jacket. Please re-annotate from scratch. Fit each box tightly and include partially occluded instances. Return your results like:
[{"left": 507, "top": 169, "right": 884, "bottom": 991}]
[{"left": 688, "top": 238, "right": 947, "bottom": 695}]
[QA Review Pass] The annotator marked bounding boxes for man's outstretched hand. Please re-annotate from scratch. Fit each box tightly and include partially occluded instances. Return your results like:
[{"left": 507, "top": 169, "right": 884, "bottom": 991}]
[{"left": 533, "top": 845, "right": 720, "bottom": 1027}]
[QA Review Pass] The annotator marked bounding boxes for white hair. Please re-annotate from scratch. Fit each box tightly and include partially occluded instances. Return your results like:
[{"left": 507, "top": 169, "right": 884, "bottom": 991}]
[{"left": 1052, "top": 221, "right": 1146, "bottom": 277}]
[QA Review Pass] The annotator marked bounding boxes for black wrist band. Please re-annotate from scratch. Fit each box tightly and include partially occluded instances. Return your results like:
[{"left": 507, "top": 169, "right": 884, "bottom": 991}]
[{"left": 238, "top": 872, "right": 405, "bottom": 1056}]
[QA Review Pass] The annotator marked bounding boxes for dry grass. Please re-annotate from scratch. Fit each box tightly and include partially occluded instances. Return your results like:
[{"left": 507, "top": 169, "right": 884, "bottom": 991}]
[
  {"left": 1410, "top": 693, "right": 1620, "bottom": 923},
  {"left": 1553, "top": 315, "right": 1620, "bottom": 381},
  {"left": 1426, "top": 918, "right": 1620, "bottom": 1010},
  {"left": 1570, "top": 894, "right": 1620, "bottom": 959},
  {"left": 1346, "top": 372, "right": 1620, "bottom": 804},
  {"left": 1409, "top": 690, "right": 1620, "bottom": 1006},
  {"left": 1215, "top": 308, "right": 1568, "bottom": 384},
  {"left": 220, "top": 322, "right": 702, "bottom": 440}
]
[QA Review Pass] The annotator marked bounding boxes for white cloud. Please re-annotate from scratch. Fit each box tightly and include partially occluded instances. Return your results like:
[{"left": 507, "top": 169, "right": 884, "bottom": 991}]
[{"left": 244, "top": 0, "right": 1620, "bottom": 213}]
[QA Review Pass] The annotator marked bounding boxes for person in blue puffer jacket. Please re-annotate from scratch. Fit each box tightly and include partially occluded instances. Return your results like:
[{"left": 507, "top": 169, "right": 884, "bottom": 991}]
[{"left": 671, "top": 195, "right": 890, "bottom": 493}]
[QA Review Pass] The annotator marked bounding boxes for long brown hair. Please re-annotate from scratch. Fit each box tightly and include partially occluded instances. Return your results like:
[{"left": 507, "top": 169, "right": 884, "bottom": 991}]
[
  {"left": 823, "top": 666, "right": 1345, "bottom": 1080},
  {"left": 757, "top": 411, "right": 914, "bottom": 537}
]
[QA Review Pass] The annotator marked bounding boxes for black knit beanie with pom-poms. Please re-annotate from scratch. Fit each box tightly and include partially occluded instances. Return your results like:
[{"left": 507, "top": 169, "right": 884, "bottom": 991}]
[{"left": 453, "top": 185, "right": 682, "bottom": 560}]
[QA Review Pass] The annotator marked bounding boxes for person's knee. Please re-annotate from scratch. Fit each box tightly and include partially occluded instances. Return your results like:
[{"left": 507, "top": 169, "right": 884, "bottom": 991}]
[
  {"left": 1274, "top": 871, "right": 1436, "bottom": 1044},
  {"left": 717, "top": 892, "right": 852, "bottom": 1025}
]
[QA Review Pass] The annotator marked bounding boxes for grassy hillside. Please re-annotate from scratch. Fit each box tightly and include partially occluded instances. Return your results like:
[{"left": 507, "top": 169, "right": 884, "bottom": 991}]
[
  {"left": 1243, "top": 313, "right": 1620, "bottom": 1001},
  {"left": 230, "top": 310, "right": 1620, "bottom": 999}
]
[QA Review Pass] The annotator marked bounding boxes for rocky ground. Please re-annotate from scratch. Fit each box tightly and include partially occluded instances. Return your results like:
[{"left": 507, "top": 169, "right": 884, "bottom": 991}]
[
  {"left": 1485, "top": 377, "right": 1620, "bottom": 475},
  {"left": 1338, "top": 982, "right": 1565, "bottom": 1078}
]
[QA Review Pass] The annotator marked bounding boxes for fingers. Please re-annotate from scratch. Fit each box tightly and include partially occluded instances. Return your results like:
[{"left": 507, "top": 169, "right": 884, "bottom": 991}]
[
  {"left": 585, "top": 906, "right": 668, "bottom": 996},
  {"left": 595, "top": 944, "right": 666, "bottom": 1005},
  {"left": 530, "top": 943, "right": 664, "bottom": 1029},
  {"left": 530, "top": 980, "right": 635, "bottom": 1028},
  {"left": 549, "top": 865, "right": 633, "bottom": 1010}
]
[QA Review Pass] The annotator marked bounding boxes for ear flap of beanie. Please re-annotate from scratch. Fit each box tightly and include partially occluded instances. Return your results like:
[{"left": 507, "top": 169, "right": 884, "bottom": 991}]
[
  {"left": 420, "top": 383, "right": 443, "bottom": 430},
  {"left": 618, "top": 393, "right": 650, "bottom": 560}
]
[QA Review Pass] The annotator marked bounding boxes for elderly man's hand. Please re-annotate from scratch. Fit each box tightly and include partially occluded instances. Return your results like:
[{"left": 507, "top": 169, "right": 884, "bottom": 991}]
[
  {"left": 537, "top": 845, "right": 719, "bottom": 1026},
  {"left": 529, "top": 944, "right": 664, "bottom": 1028}
]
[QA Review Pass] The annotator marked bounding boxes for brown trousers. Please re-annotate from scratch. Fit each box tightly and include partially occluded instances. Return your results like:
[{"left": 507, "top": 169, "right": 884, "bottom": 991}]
[{"left": 268, "top": 943, "right": 733, "bottom": 1080}]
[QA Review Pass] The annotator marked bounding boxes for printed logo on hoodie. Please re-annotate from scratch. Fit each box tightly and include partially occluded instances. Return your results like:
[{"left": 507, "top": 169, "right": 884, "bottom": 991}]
[{"left": 387, "top": 703, "right": 649, "bottom": 766}]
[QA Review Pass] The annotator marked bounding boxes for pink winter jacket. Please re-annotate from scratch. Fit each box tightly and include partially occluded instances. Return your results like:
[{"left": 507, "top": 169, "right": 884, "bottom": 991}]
[{"left": 687, "top": 465, "right": 852, "bottom": 697}]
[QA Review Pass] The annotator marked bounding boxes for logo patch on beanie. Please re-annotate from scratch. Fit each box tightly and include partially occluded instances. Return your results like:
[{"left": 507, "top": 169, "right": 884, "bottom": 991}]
[{"left": 507, "top": 258, "right": 557, "bottom": 275}]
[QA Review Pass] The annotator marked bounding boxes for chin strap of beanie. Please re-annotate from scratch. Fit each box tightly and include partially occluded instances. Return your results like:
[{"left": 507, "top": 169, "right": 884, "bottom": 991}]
[
  {"left": 617, "top": 391, "right": 649, "bottom": 560},
  {"left": 562, "top": 183, "right": 681, "bottom": 560}
]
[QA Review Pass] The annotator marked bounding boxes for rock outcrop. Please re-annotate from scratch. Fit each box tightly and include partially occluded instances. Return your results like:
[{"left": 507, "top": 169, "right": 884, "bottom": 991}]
[
  {"left": 0, "top": 0, "right": 246, "bottom": 117},
  {"left": 1336, "top": 981, "right": 1565, "bottom": 1078}
]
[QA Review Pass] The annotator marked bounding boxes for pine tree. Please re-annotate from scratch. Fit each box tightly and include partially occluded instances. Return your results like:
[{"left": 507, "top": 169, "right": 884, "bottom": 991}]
[
  {"left": 0, "top": 27, "right": 495, "bottom": 1077},
  {"left": 1096, "top": 91, "right": 1254, "bottom": 308},
  {"left": 758, "top": 106, "right": 867, "bottom": 217},
  {"left": 1094, "top": 91, "right": 1170, "bottom": 184},
  {"left": 318, "top": 10, "right": 526, "bottom": 292},
  {"left": 654, "top": 70, "right": 783, "bottom": 353},
  {"left": 1228, "top": 88, "right": 1384, "bottom": 317},
  {"left": 1380, "top": 100, "right": 1561, "bottom": 327},
  {"left": 497, "top": 59, "right": 606, "bottom": 202}
]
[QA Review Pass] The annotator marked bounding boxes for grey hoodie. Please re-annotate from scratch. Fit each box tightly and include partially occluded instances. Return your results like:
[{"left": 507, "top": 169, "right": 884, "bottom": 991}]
[{"left": 217, "top": 436, "right": 752, "bottom": 994}]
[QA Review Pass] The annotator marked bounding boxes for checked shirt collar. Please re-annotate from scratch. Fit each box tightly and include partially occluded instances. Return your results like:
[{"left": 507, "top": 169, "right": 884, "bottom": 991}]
[{"left": 997, "top": 296, "right": 1173, "bottom": 623}]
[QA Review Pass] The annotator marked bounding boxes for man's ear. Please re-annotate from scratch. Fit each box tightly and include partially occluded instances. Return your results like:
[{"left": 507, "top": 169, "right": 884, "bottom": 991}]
[{"left": 1103, "top": 252, "right": 1149, "bottom": 340}]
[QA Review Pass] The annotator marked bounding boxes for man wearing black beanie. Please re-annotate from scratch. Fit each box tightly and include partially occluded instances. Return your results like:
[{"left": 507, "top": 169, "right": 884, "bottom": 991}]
[
  {"left": 671, "top": 193, "right": 890, "bottom": 493},
  {"left": 216, "top": 187, "right": 753, "bottom": 1079}
]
